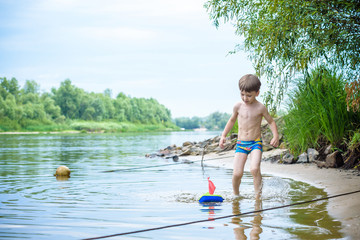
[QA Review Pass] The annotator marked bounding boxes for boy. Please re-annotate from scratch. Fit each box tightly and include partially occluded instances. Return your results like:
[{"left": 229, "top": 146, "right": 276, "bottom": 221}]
[{"left": 219, "top": 74, "right": 279, "bottom": 198}]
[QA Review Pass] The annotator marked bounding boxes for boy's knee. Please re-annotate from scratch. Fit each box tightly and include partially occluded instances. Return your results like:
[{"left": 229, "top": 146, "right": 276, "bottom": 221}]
[
  {"left": 233, "top": 171, "right": 243, "bottom": 179},
  {"left": 250, "top": 167, "right": 260, "bottom": 176}
]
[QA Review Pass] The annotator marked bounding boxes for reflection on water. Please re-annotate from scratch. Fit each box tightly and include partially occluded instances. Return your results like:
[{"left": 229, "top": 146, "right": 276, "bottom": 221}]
[
  {"left": 55, "top": 175, "right": 70, "bottom": 181},
  {"left": 288, "top": 183, "right": 343, "bottom": 239},
  {"left": 0, "top": 132, "right": 345, "bottom": 240},
  {"left": 232, "top": 199, "right": 263, "bottom": 240}
]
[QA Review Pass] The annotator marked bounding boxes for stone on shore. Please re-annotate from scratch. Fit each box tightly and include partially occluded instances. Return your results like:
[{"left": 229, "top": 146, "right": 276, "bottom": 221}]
[
  {"left": 307, "top": 148, "right": 319, "bottom": 162},
  {"left": 325, "top": 151, "right": 344, "bottom": 168},
  {"left": 297, "top": 152, "right": 308, "bottom": 163},
  {"left": 282, "top": 153, "right": 296, "bottom": 164}
]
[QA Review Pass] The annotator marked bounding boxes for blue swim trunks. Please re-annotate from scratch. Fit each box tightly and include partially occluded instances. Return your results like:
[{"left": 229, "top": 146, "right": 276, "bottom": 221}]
[{"left": 235, "top": 138, "right": 263, "bottom": 154}]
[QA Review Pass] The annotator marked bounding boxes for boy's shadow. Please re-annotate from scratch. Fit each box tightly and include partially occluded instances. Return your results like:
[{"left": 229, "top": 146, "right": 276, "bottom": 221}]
[{"left": 232, "top": 199, "right": 263, "bottom": 240}]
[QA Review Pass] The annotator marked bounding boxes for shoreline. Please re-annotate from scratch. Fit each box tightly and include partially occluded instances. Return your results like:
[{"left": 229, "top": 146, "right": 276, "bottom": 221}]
[
  {"left": 193, "top": 149, "right": 360, "bottom": 239},
  {"left": 0, "top": 131, "right": 81, "bottom": 134}
]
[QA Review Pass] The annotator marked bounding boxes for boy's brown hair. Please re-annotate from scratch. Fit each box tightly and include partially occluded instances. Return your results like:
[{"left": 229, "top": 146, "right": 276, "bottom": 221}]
[{"left": 238, "top": 74, "right": 261, "bottom": 92}]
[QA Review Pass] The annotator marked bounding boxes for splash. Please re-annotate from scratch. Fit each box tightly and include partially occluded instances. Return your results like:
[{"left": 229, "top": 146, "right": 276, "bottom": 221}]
[
  {"left": 169, "top": 177, "right": 291, "bottom": 203},
  {"left": 261, "top": 177, "right": 291, "bottom": 202},
  {"left": 174, "top": 192, "right": 201, "bottom": 203}
]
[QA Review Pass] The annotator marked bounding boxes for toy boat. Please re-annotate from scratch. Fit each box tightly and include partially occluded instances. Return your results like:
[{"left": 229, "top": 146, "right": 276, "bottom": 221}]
[
  {"left": 199, "top": 192, "right": 224, "bottom": 203},
  {"left": 198, "top": 177, "right": 224, "bottom": 203}
]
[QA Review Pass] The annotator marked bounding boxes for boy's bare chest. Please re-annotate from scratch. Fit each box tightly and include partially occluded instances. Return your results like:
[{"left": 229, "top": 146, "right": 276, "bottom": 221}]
[{"left": 237, "top": 106, "right": 262, "bottom": 121}]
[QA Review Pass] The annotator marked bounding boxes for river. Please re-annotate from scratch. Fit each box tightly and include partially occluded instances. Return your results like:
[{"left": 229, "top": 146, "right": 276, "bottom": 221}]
[{"left": 0, "top": 131, "right": 344, "bottom": 239}]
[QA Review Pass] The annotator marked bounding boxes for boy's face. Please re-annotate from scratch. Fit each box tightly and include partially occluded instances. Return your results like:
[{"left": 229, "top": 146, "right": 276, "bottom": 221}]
[{"left": 240, "top": 90, "right": 259, "bottom": 104}]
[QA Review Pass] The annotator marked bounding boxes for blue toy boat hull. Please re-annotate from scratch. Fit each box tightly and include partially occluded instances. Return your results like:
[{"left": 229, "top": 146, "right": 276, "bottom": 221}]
[{"left": 199, "top": 194, "right": 224, "bottom": 203}]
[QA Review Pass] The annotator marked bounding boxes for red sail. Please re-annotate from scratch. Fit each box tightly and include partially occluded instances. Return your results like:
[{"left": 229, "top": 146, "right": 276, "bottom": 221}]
[{"left": 208, "top": 177, "right": 216, "bottom": 195}]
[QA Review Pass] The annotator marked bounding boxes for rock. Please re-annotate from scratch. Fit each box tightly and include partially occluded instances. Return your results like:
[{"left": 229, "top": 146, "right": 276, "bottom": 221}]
[
  {"left": 145, "top": 153, "right": 157, "bottom": 158},
  {"left": 325, "top": 151, "right": 344, "bottom": 168},
  {"left": 282, "top": 153, "right": 295, "bottom": 164},
  {"left": 157, "top": 149, "right": 171, "bottom": 157},
  {"left": 230, "top": 133, "right": 238, "bottom": 140},
  {"left": 179, "top": 147, "right": 191, "bottom": 156},
  {"left": 198, "top": 141, "right": 207, "bottom": 148},
  {"left": 314, "top": 160, "right": 327, "bottom": 168},
  {"left": 263, "top": 154, "right": 281, "bottom": 163},
  {"left": 324, "top": 145, "right": 332, "bottom": 155},
  {"left": 217, "top": 139, "right": 236, "bottom": 152},
  {"left": 164, "top": 154, "right": 179, "bottom": 162},
  {"left": 180, "top": 145, "right": 203, "bottom": 156},
  {"left": 307, "top": 148, "right": 319, "bottom": 162},
  {"left": 297, "top": 152, "right": 308, "bottom": 163},
  {"left": 189, "top": 146, "right": 202, "bottom": 155},
  {"left": 54, "top": 166, "right": 71, "bottom": 177},
  {"left": 182, "top": 141, "right": 193, "bottom": 147},
  {"left": 172, "top": 155, "right": 179, "bottom": 162},
  {"left": 181, "top": 145, "right": 190, "bottom": 151},
  {"left": 262, "top": 149, "right": 289, "bottom": 164},
  {"left": 262, "top": 144, "right": 274, "bottom": 152},
  {"left": 279, "top": 142, "right": 287, "bottom": 149},
  {"left": 207, "top": 143, "right": 219, "bottom": 152}
]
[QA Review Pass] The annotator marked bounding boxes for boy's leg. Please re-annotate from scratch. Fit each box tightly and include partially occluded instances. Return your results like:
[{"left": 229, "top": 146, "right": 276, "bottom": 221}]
[
  {"left": 233, "top": 152, "right": 248, "bottom": 196},
  {"left": 249, "top": 149, "right": 263, "bottom": 198}
]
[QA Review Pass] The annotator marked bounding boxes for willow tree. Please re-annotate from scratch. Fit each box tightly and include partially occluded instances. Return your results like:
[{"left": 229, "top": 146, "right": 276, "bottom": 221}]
[{"left": 205, "top": 0, "right": 360, "bottom": 111}]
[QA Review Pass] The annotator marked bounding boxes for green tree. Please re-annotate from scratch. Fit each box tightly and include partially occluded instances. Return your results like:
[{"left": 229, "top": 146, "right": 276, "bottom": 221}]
[
  {"left": 103, "top": 88, "right": 112, "bottom": 98},
  {"left": 175, "top": 117, "right": 201, "bottom": 129},
  {"left": 114, "top": 93, "right": 131, "bottom": 122},
  {"left": 82, "top": 107, "right": 96, "bottom": 120},
  {"left": 0, "top": 77, "right": 20, "bottom": 101},
  {"left": 20, "top": 80, "right": 41, "bottom": 104},
  {"left": 91, "top": 97, "right": 105, "bottom": 121},
  {"left": 22, "top": 80, "right": 40, "bottom": 94},
  {"left": 100, "top": 93, "right": 115, "bottom": 119},
  {"left": 78, "top": 93, "right": 92, "bottom": 120},
  {"left": 0, "top": 76, "right": 176, "bottom": 131},
  {"left": 52, "top": 79, "right": 82, "bottom": 118},
  {"left": 204, "top": 111, "right": 230, "bottom": 130},
  {"left": 41, "top": 93, "right": 62, "bottom": 120},
  {"left": 205, "top": 0, "right": 360, "bottom": 111},
  {"left": 3, "top": 95, "right": 18, "bottom": 119}
]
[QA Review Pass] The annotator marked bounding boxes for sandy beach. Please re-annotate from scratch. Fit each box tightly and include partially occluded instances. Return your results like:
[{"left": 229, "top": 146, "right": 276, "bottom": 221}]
[{"left": 196, "top": 149, "right": 360, "bottom": 239}]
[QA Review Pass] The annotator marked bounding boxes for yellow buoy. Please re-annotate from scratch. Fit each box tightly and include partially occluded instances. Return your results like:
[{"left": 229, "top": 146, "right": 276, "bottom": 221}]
[{"left": 54, "top": 166, "right": 71, "bottom": 177}]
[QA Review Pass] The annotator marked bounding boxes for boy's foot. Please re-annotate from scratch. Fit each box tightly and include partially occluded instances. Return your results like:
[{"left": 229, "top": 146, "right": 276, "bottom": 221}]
[{"left": 231, "top": 194, "right": 242, "bottom": 201}]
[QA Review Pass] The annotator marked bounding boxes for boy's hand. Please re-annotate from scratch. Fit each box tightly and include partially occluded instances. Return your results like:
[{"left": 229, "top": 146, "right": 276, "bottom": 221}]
[
  {"left": 270, "top": 136, "right": 279, "bottom": 148},
  {"left": 219, "top": 136, "right": 226, "bottom": 149}
]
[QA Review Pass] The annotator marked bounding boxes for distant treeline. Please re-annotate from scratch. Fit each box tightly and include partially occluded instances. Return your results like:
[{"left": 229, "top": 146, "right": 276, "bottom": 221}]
[
  {"left": 0, "top": 77, "right": 174, "bottom": 131},
  {"left": 174, "top": 112, "right": 230, "bottom": 130}
]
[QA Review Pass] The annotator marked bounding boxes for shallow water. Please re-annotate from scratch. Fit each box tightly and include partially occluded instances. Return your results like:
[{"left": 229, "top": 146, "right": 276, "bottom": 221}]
[{"left": 0, "top": 132, "right": 344, "bottom": 239}]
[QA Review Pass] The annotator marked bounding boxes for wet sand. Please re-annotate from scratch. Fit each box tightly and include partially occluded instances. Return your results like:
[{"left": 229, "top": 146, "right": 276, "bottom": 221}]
[{"left": 194, "top": 149, "right": 360, "bottom": 240}]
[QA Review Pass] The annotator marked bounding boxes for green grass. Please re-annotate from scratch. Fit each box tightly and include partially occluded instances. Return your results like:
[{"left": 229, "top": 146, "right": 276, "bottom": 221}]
[
  {"left": 66, "top": 120, "right": 179, "bottom": 133},
  {"left": 0, "top": 118, "right": 179, "bottom": 133},
  {"left": 349, "top": 130, "right": 360, "bottom": 150},
  {"left": 283, "top": 66, "right": 358, "bottom": 155}
]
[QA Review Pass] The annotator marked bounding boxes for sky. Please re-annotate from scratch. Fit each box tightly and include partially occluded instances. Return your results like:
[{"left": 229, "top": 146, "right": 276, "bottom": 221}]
[{"left": 0, "top": 0, "right": 257, "bottom": 118}]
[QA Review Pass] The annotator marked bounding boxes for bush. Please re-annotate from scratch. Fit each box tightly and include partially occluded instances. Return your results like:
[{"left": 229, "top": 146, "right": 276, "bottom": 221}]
[
  {"left": 0, "top": 117, "right": 21, "bottom": 131},
  {"left": 283, "top": 66, "right": 358, "bottom": 155}
]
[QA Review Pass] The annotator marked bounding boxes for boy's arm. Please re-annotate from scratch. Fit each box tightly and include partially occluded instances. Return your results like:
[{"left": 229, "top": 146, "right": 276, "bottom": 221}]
[
  {"left": 219, "top": 103, "right": 239, "bottom": 149},
  {"left": 263, "top": 108, "right": 279, "bottom": 147}
]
